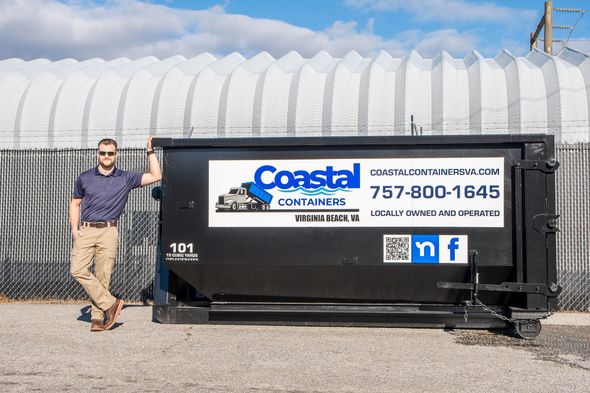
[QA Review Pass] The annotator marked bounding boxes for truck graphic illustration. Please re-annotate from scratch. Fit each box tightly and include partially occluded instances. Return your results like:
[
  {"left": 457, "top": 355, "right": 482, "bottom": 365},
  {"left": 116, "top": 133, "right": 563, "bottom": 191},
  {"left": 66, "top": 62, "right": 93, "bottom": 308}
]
[{"left": 215, "top": 182, "right": 273, "bottom": 211}]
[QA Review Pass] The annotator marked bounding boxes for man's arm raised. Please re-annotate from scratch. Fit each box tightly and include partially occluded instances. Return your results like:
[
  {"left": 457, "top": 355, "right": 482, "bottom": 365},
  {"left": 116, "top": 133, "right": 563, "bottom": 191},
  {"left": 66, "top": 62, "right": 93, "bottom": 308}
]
[{"left": 141, "top": 136, "right": 162, "bottom": 186}]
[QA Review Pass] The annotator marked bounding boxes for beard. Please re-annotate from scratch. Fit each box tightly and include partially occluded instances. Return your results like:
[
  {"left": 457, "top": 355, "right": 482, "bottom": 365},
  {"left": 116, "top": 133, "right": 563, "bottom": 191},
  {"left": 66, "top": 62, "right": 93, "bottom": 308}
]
[{"left": 99, "top": 160, "right": 115, "bottom": 170}]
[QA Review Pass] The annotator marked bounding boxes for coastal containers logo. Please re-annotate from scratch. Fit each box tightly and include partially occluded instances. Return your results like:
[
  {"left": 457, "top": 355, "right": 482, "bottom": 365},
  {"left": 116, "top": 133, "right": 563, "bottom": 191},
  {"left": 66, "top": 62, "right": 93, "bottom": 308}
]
[
  {"left": 254, "top": 163, "right": 360, "bottom": 192},
  {"left": 213, "top": 161, "right": 361, "bottom": 213}
]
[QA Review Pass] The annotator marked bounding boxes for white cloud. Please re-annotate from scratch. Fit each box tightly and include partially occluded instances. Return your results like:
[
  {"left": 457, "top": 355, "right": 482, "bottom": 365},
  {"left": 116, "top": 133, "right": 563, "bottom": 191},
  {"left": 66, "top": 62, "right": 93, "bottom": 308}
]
[
  {"left": 345, "top": 0, "right": 537, "bottom": 25},
  {"left": 0, "top": 0, "right": 481, "bottom": 60},
  {"left": 414, "top": 29, "right": 478, "bottom": 57},
  {"left": 0, "top": 0, "right": 193, "bottom": 59}
]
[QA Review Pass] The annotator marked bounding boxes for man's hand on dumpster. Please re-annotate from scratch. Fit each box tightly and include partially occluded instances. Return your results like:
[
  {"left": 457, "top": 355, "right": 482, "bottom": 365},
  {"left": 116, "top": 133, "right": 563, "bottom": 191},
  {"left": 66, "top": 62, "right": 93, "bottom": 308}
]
[{"left": 147, "top": 136, "right": 153, "bottom": 151}]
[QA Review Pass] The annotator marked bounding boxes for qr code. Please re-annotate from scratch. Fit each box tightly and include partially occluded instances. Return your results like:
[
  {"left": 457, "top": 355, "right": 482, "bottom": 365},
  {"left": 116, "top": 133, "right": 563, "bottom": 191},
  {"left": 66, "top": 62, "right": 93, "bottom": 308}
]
[{"left": 383, "top": 235, "right": 411, "bottom": 263}]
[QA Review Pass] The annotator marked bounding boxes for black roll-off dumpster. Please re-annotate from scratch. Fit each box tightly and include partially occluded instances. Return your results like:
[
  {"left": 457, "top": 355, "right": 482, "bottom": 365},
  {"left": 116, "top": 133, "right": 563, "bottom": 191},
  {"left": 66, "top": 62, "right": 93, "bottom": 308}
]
[{"left": 152, "top": 135, "right": 561, "bottom": 339}]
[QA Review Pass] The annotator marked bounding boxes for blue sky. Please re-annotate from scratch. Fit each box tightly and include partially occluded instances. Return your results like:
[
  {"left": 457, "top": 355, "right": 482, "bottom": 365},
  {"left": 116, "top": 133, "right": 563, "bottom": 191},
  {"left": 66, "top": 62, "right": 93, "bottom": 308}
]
[{"left": 0, "top": 0, "right": 588, "bottom": 60}]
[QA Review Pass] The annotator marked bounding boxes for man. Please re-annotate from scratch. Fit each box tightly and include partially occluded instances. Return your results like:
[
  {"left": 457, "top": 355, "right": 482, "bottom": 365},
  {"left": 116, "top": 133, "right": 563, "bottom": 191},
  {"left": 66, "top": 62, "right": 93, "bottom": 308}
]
[{"left": 69, "top": 137, "right": 161, "bottom": 332}]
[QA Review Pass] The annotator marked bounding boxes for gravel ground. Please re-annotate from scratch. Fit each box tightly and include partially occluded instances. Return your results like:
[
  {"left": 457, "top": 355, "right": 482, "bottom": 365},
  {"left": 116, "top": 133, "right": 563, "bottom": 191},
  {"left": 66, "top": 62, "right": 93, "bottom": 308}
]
[
  {"left": 452, "top": 325, "right": 590, "bottom": 370},
  {"left": 1, "top": 304, "right": 589, "bottom": 392}
]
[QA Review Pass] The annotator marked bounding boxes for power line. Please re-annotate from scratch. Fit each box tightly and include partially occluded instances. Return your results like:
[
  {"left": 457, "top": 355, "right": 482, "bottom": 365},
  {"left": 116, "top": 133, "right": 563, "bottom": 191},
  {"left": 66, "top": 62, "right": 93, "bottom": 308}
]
[
  {"left": 530, "top": 1, "right": 588, "bottom": 54},
  {"left": 558, "top": 10, "right": 586, "bottom": 52}
]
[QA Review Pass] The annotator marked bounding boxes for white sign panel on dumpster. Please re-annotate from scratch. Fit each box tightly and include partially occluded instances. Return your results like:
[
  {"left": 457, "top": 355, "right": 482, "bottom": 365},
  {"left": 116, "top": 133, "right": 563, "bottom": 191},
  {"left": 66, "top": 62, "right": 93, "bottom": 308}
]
[{"left": 208, "top": 157, "right": 504, "bottom": 228}]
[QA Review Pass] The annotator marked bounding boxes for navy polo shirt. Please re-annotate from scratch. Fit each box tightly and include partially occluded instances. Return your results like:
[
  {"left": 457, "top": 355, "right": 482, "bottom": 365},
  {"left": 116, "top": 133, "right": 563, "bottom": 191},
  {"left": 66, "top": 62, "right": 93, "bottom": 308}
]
[{"left": 73, "top": 166, "right": 143, "bottom": 222}]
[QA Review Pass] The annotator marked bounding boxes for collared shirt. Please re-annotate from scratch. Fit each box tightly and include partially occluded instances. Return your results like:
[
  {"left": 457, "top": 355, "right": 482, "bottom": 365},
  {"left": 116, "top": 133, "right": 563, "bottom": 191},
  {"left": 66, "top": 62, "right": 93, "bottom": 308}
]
[{"left": 73, "top": 166, "right": 143, "bottom": 222}]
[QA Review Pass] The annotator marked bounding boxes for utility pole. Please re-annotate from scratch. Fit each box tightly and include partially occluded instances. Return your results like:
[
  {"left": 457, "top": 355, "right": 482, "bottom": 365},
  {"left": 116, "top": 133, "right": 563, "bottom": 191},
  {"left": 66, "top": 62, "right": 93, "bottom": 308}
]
[
  {"left": 530, "top": 1, "right": 553, "bottom": 54},
  {"left": 530, "top": 2, "right": 587, "bottom": 55},
  {"left": 545, "top": 1, "right": 553, "bottom": 54}
]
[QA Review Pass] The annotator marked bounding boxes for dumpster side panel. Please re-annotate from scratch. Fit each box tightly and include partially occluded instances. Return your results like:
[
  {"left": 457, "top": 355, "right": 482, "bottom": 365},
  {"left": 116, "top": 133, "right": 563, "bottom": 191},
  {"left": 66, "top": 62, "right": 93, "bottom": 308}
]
[{"left": 155, "top": 136, "right": 557, "bottom": 323}]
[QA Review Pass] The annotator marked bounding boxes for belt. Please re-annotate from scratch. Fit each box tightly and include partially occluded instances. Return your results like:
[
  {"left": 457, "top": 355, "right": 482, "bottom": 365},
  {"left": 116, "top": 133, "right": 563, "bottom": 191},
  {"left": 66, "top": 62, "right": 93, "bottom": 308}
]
[{"left": 81, "top": 221, "right": 117, "bottom": 228}]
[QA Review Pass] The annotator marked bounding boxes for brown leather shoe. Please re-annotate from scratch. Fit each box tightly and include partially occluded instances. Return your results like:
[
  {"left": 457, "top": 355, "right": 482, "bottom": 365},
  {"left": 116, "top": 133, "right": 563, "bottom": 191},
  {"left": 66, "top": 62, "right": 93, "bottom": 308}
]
[
  {"left": 103, "top": 298, "right": 124, "bottom": 330},
  {"left": 90, "top": 319, "right": 105, "bottom": 332}
]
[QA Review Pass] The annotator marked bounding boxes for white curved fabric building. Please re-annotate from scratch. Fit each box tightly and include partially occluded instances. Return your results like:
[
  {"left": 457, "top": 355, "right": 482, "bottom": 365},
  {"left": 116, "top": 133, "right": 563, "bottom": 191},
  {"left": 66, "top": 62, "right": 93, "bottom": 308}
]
[{"left": 0, "top": 48, "right": 589, "bottom": 149}]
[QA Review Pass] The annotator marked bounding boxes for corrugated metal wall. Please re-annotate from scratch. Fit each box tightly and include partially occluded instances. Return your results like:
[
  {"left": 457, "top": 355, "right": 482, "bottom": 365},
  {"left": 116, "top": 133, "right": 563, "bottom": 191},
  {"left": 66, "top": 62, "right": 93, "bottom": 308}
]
[{"left": 0, "top": 145, "right": 588, "bottom": 311}]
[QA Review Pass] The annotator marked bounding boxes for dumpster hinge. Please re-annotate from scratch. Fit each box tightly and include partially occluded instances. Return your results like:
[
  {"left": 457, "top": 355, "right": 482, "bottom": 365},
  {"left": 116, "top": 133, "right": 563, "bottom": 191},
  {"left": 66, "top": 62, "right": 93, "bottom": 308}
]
[
  {"left": 532, "top": 213, "right": 560, "bottom": 233},
  {"left": 513, "top": 159, "right": 559, "bottom": 173}
]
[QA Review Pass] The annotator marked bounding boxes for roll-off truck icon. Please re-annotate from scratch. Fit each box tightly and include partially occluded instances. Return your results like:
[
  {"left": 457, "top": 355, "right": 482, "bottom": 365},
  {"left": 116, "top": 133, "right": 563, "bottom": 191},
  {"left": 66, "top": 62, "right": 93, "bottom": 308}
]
[{"left": 215, "top": 182, "right": 273, "bottom": 211}]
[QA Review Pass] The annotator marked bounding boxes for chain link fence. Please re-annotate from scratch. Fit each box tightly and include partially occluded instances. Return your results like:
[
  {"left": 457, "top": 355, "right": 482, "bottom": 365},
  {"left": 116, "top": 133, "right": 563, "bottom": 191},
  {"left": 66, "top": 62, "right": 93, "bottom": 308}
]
[
  {"left": 555, "top": 143, "right": 590, "bottom": 311},
  {"left": 0, "top": 144, "right": 588, "bottom": 311},
  {"left": 0, "top": 149, "right": 159, "bottom": 302}
]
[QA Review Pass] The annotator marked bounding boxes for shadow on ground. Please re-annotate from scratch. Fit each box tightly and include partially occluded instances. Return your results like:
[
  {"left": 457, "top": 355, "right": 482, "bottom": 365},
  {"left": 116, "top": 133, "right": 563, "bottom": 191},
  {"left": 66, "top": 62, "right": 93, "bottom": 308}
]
[
  {"left": 76, "top": 304, "right": 139, "bottom": 329},
  {"left": 449, "top": 325, "right": 590, "bottom": 371}
]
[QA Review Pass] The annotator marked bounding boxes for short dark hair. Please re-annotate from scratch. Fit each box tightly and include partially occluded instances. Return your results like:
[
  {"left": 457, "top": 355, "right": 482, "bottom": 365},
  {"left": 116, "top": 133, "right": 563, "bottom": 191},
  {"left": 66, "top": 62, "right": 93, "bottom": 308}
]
[{"left": 98, "top": 138, "right": 118, "bottom": 151}]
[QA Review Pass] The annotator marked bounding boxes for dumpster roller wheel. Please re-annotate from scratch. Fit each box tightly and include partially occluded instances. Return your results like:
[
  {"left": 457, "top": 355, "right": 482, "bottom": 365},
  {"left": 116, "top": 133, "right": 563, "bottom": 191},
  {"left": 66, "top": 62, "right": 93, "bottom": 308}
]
[{"left": 514, "top": 320, "right": 542, "bottom": 340}]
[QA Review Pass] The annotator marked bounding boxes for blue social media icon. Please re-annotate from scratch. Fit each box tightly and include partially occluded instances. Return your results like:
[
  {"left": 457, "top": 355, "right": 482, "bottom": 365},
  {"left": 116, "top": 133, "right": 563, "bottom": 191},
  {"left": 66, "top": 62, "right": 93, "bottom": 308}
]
[
  {"left": 447, "top": 237, "right": 460, "bottom": 261},
  {"left": 411, "top": 235, "right": 439, "bottom": 264}
]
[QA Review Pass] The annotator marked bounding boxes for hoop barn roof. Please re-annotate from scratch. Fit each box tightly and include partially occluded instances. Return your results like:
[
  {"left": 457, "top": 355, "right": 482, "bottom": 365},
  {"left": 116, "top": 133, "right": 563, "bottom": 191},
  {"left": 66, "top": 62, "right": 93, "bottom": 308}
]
[{"left": 0, "top": 48, "right": 589, "bottom": 148}]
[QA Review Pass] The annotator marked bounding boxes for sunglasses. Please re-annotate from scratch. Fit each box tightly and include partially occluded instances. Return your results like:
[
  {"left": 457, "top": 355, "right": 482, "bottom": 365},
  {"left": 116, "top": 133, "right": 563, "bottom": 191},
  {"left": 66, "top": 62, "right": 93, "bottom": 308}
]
[{"left": 99, "top": 151, "right": 116, "bottom": 157}]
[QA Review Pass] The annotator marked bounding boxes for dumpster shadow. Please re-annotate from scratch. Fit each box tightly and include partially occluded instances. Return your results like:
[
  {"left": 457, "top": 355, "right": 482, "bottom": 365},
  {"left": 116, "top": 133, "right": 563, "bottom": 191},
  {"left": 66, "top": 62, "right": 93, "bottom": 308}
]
[
  {"left": 448, "top": 325, "right": 590, "bottom": 371},
  {"left": 444, "top": 327, "right": 517, "bottom": 339}
]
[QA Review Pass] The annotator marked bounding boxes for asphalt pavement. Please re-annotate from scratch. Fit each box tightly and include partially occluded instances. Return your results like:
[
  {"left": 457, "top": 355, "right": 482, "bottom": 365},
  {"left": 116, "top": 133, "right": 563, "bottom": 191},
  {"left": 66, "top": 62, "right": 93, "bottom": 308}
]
[{"left": 1, "top": 304, "right": 589, "bottom": 392}]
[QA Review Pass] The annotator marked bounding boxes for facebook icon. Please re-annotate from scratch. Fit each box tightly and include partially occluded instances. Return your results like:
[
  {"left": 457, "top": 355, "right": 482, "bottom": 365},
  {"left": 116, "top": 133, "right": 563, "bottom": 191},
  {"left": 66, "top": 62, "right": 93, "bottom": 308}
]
[
  {"left": 439, "top": 235, "right": 468, "bottom": 264},
  {"left": 447, "top": 237, "right": 460, "bottom": 261}
]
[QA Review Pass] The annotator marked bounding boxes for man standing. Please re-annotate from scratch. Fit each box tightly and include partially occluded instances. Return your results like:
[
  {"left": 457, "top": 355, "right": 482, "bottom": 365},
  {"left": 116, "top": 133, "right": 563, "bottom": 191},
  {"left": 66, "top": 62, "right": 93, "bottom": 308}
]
[{"left": 69, "top": 137, "right": 161, "bottom": 332}]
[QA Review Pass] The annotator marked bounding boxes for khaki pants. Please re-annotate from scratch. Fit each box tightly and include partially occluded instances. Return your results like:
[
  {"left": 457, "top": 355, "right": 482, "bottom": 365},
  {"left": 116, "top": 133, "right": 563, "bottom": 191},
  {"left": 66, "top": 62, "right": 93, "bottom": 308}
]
[{"left": 70, "top": 226, "right": 118, "bottom": 320}]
